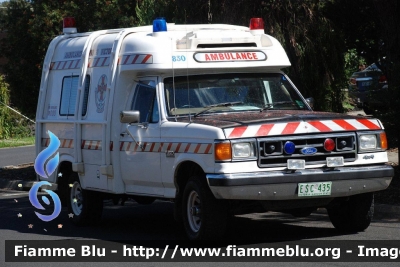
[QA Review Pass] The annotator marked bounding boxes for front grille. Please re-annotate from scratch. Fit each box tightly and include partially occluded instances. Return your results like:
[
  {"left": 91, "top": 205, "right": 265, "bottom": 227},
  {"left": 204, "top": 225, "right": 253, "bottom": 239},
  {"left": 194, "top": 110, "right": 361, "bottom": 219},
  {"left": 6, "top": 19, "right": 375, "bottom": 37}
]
[{"left": 258, "top": 133, "right": 356, "bottom": 168}]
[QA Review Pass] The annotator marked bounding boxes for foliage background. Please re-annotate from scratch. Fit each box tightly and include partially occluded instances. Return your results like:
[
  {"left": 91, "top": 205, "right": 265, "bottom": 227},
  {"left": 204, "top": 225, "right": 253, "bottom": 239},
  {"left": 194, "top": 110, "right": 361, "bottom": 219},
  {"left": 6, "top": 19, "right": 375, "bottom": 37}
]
[{"left": 0, "top": 75, "right": 33, "bottom": 139}]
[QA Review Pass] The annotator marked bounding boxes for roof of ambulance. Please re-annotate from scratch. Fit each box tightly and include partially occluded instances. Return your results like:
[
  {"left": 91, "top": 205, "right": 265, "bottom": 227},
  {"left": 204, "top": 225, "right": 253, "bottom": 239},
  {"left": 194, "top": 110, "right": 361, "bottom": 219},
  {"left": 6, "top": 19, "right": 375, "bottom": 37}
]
[{"left": 50, "top": 23, "right": 291, "bottom": 70}]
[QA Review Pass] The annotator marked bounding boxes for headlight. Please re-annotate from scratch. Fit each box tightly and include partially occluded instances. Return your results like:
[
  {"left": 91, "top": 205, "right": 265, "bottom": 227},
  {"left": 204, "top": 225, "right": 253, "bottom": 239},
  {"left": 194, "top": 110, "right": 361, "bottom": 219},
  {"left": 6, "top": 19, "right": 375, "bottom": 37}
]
[
  {"left": 359, "top": 134, "right": 377, "bottom": 150},
  {"left": 232, "top": 142, "right": 254, "bottom": 158},
  {"left": 214, "top": 139, "right": 257, "bottom": 162},
  {"left": 358, "top": 131, "right": 388, "bottom": 152},
  {"left": 231, "top": 139, "right": 257, "bottom": 161}
]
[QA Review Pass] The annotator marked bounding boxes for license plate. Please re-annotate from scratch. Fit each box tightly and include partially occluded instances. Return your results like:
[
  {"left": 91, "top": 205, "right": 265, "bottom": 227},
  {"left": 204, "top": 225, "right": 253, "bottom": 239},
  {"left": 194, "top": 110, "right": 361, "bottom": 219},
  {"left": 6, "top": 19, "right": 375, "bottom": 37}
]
[
  {"left": 362, "top": 81, "right": 372, "bottom": 86},
  {"left": 298, "top": 182, "right": 332, "bottom": 197}
]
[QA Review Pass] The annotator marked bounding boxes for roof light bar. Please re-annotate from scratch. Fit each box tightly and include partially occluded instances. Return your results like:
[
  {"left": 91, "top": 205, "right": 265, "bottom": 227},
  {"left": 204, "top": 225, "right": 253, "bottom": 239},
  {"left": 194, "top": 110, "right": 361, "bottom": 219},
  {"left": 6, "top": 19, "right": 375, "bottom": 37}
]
[
  {"left": 249, "top": 18, "right": 264, "bottom": 30},
  {"left": 153, "top": 17, "right": 167, "bottom": 33},
  {"left": 63, "top": 17, "right": 77, "bottom": 34},
  {"left": 249, "top": 17, "right": 265, "bottom": 36}
]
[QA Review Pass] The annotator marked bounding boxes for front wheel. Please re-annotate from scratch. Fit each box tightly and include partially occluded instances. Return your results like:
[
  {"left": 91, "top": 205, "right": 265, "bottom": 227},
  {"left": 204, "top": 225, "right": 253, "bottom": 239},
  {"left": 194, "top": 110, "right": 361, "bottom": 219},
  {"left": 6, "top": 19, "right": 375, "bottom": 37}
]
[
  {"left": 67, "top": 173, "right": 103, "bottom": 226},
  {"left": 182, "top": 176, "right": 228, "bottom": 240},
  {"left": 328, "top": 192, "right": 374, "bottom": 232}
]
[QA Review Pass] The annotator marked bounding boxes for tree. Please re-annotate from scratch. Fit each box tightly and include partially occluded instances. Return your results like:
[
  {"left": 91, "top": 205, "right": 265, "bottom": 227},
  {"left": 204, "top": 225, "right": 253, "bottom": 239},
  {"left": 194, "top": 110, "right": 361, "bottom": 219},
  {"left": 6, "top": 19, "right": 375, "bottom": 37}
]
[
  {"left": 172, "top": 0, "right": 349, "bottom": 112},
  {"left": 373, "top": 0, "right": 400, "bottom": 160},
  {"left": 324, "top": 0, "right": 380, "bottom": 64},
  {"left": 1, "top": 0, "right": 389, "bottom": 116},
  {"left": 0, "top": 75, "right": 11, "bottom": 138},
  {"left": 261, "top": 0, "right": 347, "bottom": 112},
  {"left": 0, "top": 0, "right": 141, "bottom": 117},
  {"left": 0, "top": 0, "right": 36, "bottom": 117}
]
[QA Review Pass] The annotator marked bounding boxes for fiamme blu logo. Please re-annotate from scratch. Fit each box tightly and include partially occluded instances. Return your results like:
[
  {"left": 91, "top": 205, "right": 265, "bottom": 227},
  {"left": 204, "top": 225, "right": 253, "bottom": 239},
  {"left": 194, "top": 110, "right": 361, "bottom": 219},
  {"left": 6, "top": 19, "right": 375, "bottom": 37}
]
[{"left": 29, "top": 130, "right": 62, "bottom": 222}]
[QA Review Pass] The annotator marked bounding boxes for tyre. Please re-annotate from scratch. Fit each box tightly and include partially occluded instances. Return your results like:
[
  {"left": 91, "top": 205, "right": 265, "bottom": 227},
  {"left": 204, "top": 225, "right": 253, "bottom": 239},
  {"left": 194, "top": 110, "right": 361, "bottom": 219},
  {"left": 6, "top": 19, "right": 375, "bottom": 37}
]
[
  {"left": 182, "top": 176, "right": 228, "bottom": 240},
  {"left": 67, "top": 172, "right": 103, "bottom": 226},
  {"left": 328, "top": 192, "right": 374, "bottom": 232}
]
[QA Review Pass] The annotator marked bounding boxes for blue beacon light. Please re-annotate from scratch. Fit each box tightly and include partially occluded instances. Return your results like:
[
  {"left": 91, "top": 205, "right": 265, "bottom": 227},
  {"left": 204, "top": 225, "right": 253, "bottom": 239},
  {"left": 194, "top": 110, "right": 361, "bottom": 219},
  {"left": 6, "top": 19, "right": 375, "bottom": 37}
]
[
  {"left": 284, "top": 141, "right": 296, "bottom": 154},
  {"left": 153, "top": 18, "right": 167, "bottom": 32}
]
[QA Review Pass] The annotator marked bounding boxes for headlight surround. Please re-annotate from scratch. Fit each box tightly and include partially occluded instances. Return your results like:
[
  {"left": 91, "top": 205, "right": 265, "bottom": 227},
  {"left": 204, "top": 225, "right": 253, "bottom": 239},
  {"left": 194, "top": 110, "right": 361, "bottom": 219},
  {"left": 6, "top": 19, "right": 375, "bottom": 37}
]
[
  {"left": 358, "top": 131, "right": 387, "bottom": 152},
  {"left": 215, "top": 139, "right": 257, "bottom": 162}
]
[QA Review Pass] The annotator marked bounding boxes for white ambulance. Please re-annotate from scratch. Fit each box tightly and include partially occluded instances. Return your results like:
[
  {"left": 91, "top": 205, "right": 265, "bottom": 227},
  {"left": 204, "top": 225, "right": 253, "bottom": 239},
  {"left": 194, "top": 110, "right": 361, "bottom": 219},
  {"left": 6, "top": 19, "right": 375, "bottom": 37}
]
[{"left": 36, "top": 17, "right": 394, "bottom": 240}]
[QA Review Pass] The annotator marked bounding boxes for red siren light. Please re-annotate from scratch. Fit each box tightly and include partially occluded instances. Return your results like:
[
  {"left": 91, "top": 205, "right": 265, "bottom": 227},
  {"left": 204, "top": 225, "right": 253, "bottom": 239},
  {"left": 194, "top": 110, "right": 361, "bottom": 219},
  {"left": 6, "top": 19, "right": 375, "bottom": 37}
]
[
  {"left": 249, "top": 18, "right": 265, "bottom": 30},
  {"left": 63, "top": 17, "right": 76, "bottom": 28},
  {"left": 324, "top": 138, "right": 335, "bottom": 152},
  {"left": 63, "top": 17, "right": 77, "bottom": 34}
]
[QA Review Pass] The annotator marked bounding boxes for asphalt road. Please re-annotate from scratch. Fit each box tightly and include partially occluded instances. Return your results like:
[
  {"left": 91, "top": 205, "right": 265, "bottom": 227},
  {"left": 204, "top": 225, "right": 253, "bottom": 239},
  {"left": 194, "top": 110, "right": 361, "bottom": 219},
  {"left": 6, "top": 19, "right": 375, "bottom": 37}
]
[
  {"left": 1, "top": 190, "right": 399, "bottom": 267},
  {"left": 0, "top": 146, "right": 35, "bottom": 167}
]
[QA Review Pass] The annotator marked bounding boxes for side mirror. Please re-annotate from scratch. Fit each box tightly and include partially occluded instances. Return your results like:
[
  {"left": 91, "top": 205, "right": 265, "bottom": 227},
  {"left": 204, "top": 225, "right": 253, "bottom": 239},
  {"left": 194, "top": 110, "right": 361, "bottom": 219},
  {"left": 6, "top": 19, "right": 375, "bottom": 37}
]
[
  {"left": 120, "top": 110, "right": 140, "bottom": 124},
  {"left": 305, "top": 97, "right": 314, "bottom": 109}
]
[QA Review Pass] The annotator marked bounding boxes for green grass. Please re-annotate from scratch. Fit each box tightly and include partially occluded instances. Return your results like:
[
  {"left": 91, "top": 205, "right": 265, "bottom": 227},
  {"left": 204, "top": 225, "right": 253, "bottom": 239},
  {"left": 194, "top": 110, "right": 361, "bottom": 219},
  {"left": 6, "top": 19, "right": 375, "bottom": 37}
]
[{"left": 0, "top": 136, "right": 35, "bottom": 148}]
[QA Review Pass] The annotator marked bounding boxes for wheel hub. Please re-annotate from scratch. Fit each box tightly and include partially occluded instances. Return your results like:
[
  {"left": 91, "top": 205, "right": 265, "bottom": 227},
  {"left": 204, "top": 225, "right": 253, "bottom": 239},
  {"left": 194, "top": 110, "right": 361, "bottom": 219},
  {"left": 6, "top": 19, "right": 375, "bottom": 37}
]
[
  {"left": 187, "top": 190, "right": 202, "bottom": 232},
  {"left": 70, "top": 181, "right": 83, "bottom": 216},
  {"left": 190, "top": 206, "right": 201, "bottom": 216}
]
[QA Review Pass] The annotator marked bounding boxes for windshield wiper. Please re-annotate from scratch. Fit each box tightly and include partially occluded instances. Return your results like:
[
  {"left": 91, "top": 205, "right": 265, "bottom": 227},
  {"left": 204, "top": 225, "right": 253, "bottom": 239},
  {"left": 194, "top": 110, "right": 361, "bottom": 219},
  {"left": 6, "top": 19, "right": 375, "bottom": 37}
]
[
  {"left": 261, "top": 101, "right": 296, "bottom": 111},
  {"left": 194, "top": 101, "right": 243, "bottom": 117}
]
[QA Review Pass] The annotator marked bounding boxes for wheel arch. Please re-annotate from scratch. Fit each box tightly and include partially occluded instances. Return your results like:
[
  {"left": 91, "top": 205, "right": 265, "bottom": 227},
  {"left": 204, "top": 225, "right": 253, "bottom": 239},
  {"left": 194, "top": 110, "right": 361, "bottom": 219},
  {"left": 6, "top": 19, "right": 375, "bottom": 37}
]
[
  {"left": 174, "top": 160, "right": 205, "bottom": 197},
  {"left": 56, "top": 161, "right": 73, "bottom": 207},
  {"left": 173, "top": 160, "right": 205, "bottom": 222}
]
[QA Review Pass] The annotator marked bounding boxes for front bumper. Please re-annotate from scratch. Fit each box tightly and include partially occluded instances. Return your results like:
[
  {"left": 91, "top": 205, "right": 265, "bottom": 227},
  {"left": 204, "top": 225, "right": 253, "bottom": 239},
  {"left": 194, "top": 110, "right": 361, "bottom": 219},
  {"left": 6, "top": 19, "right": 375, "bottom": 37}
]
[{"left": 207, "top": 164, "right": 393, "bottom": 200}]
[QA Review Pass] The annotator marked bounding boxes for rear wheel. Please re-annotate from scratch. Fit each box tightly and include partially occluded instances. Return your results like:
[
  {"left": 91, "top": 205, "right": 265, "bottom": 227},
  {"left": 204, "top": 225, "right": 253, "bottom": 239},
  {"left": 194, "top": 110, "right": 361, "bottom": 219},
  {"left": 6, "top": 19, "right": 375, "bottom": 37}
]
[
  {"left": 67, "top": 173, "right": 103, "bottom": 226},
  {"left": 328, "top": 192, "right": 374, "bottom": 232},
  {"left": 182, "top": 176, "right": 228, "bottom": 240}
]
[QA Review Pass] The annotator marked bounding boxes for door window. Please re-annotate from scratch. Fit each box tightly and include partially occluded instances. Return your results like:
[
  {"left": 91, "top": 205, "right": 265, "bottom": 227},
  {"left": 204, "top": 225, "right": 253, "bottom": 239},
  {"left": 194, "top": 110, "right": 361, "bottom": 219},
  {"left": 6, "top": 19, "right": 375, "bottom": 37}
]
[{"left": 131, "top": 81, "right": 158, "bottom": 123}]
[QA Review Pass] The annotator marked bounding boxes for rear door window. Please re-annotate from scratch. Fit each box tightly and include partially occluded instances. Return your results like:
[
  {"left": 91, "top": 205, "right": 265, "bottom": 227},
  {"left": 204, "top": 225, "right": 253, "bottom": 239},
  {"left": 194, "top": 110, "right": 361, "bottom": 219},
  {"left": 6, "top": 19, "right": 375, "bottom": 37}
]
[{"left": 59, "top": 75, "right": 90, "bottom": 116}]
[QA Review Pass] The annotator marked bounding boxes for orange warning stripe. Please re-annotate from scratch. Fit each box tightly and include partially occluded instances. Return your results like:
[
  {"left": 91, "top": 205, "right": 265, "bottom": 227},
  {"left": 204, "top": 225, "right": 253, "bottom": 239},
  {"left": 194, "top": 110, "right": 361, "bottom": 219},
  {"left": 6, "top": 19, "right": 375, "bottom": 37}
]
[{"left": 43, "top": 139, "right": 212, "bottom": 154}]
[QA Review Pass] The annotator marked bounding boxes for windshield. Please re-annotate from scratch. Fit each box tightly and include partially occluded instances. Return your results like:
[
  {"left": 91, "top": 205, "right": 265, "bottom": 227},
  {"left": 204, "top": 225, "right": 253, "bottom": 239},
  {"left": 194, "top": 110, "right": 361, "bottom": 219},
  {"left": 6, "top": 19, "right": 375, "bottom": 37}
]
[{"left": 164, "top": 73, "right": 307, "bottom": 117}]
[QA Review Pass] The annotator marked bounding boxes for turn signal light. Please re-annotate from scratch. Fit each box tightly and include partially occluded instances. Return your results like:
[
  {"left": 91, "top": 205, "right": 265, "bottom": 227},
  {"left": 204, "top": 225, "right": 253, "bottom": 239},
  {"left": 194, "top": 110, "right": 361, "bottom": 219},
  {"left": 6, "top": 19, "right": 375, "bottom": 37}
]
[
  {"left": 380, "top": 132, "right": 388, "bottom": 150},
  {"left": 215, "top": 143, "right": 232, "bottom": 161}
]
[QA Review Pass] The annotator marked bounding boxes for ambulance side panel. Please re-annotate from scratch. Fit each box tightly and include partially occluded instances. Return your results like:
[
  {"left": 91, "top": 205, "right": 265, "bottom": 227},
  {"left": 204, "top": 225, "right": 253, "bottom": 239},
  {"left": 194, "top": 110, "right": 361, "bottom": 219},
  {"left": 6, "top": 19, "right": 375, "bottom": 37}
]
[{"left": 37, "top": 33, "right": 118, "bottom": 192}]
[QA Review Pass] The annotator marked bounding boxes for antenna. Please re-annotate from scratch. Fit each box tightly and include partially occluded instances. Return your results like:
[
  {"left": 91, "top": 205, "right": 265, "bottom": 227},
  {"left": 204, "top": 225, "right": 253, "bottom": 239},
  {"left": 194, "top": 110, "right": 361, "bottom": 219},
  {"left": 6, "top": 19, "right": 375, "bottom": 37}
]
[
  {"left": 187, "top": 71, "right": 191, "bottom": 123},
  {"left": 186, "top": 24, "right": 192, "bottom": 123},
  {"left": 172, "top": 37, "right": 177, "bottom": 122},
  {"left": 208, "top": 0, "right": 212, "bottom": 23}
]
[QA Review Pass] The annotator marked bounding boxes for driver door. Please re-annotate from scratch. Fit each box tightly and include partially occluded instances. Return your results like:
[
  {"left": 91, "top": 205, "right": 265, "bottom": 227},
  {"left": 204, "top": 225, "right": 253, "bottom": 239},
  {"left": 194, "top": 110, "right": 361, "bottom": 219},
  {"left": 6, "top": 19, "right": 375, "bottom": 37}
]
[{"left": 119, "top": 78, "right": 163, "bottom": 196}]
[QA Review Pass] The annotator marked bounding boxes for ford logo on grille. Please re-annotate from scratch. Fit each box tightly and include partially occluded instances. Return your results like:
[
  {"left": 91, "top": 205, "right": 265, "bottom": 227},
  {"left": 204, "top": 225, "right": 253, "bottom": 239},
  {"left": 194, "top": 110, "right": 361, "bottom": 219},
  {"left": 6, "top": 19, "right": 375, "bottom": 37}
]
[{"left": 300, "top": 147, "right": 317, "bottom": 155}]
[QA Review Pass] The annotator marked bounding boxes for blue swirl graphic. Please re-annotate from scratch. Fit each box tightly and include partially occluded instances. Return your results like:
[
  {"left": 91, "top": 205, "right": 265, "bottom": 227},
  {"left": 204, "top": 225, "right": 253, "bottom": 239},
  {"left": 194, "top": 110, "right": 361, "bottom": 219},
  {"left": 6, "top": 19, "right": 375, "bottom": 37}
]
[
  {"left": 29, "top": 181, "right": 62, "bottom": 222},
  {"left": 34, "top": 130, "right": 60, "bottom": 178}
]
